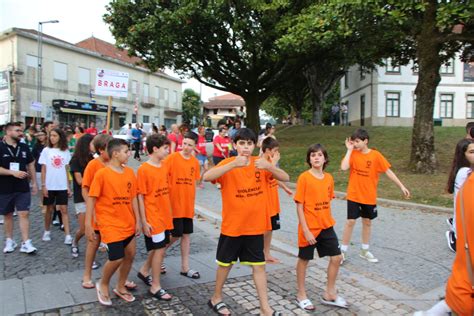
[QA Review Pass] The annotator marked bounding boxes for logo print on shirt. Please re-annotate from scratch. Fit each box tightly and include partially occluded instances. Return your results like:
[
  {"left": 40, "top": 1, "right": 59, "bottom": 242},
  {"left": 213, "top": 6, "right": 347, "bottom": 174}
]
[
  {"left": 51, "top": 155, "right": 65, "bottom": 169},
  {"left": 127, "top": 181, "right": 132, "bottom": 193},
  {"left": 366, "top": 161, "right": 372, "bottom": 169},
  {"left": 255, "top": 171, "right": 261, "bottom": 183},
  {"left": 190, "top": 167, "right": 194, "bottom": 177}
]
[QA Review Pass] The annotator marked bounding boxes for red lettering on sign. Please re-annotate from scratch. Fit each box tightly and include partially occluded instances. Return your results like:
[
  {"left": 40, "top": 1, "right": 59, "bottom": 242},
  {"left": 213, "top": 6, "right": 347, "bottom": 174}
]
[{"left": 98, "top": 80, "right": 102, "bottom": 86}]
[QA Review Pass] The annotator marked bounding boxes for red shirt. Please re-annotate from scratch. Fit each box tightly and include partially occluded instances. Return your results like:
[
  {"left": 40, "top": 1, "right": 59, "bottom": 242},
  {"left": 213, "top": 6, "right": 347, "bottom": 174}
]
[
  {"left": 168, "top": 133, "right": 183, "bottom": 152},
  {"left": 197, "top": 135, "right": 207, "bottom": 155},
  {"left": 213, "top": 135, "right": 231, "bottom": 158},
  {"left": 85, "top": 127, "right": 98, "bottom": 136}
]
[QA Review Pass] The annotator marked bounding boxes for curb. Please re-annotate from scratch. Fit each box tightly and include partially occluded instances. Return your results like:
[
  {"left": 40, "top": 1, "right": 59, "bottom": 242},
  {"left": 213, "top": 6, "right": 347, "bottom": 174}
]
[{"left": 283, "top": 182, "right": 451, "bottom": 214}]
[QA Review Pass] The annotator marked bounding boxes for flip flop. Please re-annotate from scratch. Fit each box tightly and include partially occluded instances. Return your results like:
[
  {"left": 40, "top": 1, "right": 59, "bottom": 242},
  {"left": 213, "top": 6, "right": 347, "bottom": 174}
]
[
  {"left": 150, "top": 288, "right": 172, "bottom": 301},
  {"left": 180, "top": 269, "right": 200, "bottom": 279},
  {"left": 320, "top": 295, "right": 349, "bottom": 308},
  {"left": 296, "top": 298, "right": 315, "bottom": 311},
  {"left": 113, "top": 288, "right": 136, "bottom": 303},
  {"left": 137, "top": 272, "right": 152, "bottom": 286},
  {"left": 82, "top": 280, "right": 95, "bottom": 289},
  {"left": 124, "top": 280, "right": 137, "bottom": 290},
  {"left": 161, "top": 263, "right": 167, "bottom": 274},
  {"left": 265, "top": 257, "right": 281, "bottom": 264},
  {"left": 96, "top": 283, "right": 112, "bottom": 306},
  {"left": 207, "top": 300, "right": 231, "bottom": 315}
]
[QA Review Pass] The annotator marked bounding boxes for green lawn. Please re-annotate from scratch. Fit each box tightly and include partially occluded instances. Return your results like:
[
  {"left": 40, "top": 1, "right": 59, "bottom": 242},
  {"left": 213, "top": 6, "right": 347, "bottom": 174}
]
[{"left": 275, "top": 125, "right": 464, "bottom": 207}]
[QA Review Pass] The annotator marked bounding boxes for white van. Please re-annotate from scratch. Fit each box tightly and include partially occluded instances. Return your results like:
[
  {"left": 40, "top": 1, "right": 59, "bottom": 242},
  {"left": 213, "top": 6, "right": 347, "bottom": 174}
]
[{"left": 114, "top": 123, "right": 153, "bottom": 142}]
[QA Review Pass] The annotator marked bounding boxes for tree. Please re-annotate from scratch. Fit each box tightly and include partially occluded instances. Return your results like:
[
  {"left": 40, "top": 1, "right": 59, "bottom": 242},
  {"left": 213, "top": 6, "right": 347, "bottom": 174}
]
[
  {"left": 104, "top": 1, "right": 311, "bottom": 132},
  {"left": 182, "top": 89, "right": 201, "bottom": 125}
]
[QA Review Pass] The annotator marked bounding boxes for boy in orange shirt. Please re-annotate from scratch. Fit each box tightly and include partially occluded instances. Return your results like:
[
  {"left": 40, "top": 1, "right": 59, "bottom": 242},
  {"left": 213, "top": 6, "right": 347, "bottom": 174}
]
[
  {"left": 294, "top": 144, "right": 347, "bottom": 311},
  {"left": 82, "top": 134, "right": 112, "bottom": 288},
  {"left": 136, "top": 134, "right": 173, "bottom": 300},
  {"left": 204, "top": 128, "right": 289, "bottom": 316},
  {"left": 165, "top": 131, "right": 201, "bottom": 278},
  {"left": 87, "top": 139, "right": 140, "bottom": 306},
  {"left": 340, "top": 128, "right": 410, "bottom": 263}
]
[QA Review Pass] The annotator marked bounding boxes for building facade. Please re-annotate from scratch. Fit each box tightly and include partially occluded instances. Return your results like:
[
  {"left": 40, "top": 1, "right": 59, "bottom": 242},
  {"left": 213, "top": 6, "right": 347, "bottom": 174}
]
[
  {"left": 340, "top": 57, "right": 474, "bottom": 126},
  {"left": 203, "top": 93, "right": 245, "bottom": 127},
  {"left": 0, "top": 28, "right": 183, "bottom": 129}
]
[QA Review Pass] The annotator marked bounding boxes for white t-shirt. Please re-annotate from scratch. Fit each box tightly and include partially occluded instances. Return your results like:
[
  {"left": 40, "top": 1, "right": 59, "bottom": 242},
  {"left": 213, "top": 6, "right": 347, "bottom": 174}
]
[
  {"left": 38, "top": 147, "right": 71, "bottom": 190},
  {"left": 454, "top": 167, "right": 471, "bottom": 197}
]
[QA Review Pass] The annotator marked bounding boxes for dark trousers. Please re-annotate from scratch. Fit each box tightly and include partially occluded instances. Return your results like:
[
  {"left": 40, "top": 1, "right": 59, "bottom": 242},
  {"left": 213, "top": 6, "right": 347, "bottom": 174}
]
[{"left": 133, "top": 142, "right": 140, "bottom": 159}]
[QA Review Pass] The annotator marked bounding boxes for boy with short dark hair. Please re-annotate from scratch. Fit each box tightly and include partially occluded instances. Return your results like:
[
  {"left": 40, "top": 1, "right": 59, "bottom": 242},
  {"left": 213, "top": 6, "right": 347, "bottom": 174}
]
[
  {"left": 136, "top": 134, "right": 173, "bottom": 300},
  {"left": 87, "top": 139, "right": 140, "bottom": 306},
  {"left": 165, "top": 131, "right": 201, "bottom": 278},
  {"left": 340, "top": 128, "right": 410, "bottom": 263},
  {"left": 204, "top": 128, "right": 289, "bottom": 316}
]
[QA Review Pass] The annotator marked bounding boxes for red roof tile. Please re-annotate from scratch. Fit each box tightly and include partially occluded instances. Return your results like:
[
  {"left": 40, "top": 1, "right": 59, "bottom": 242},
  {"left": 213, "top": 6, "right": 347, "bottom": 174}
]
[
  {"left": 75, "top": 36, "right": 143, "bottom": 66},
  {"left": 209, "top": 93, "right": 243, "bottom": 101}
]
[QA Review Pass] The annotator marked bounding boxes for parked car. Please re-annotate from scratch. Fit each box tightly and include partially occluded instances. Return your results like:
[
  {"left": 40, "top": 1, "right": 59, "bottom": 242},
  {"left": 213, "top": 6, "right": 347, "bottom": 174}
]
[{"left": 114, "top": 123, "right": 153, "bottom": 142}]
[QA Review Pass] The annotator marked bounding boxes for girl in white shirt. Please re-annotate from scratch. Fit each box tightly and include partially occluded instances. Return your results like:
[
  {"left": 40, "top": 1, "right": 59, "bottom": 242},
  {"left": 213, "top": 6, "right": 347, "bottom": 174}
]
[{"left": 39, "top": 128, "right": 72, "bottom": 245}]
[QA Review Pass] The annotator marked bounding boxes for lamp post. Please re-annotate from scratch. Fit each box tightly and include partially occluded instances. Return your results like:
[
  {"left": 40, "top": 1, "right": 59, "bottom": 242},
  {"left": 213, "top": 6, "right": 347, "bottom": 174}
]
[{"left": 37, "top": 20, "right": 59, "bottom": 122}]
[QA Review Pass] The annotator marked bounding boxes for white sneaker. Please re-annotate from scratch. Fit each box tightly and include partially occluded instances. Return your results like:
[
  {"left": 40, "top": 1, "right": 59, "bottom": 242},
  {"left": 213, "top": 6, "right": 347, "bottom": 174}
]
[
  {"left": 3, "top": 239, "right": 17, "bottom": 253},
  {"left": 42, "top": 231, "right": 51, "bottom": 241},
  {"left": 20, "top": 239, "right": 37, "bottom": 254},
  {"left": 0, "top": 217, "right": 4, "bottom": 224},
  {"left": 64, "top": 235, "right": 73, "bottom": 245},
  {"left": 359, "top": 249, "right": 379, "bottom": 263}
]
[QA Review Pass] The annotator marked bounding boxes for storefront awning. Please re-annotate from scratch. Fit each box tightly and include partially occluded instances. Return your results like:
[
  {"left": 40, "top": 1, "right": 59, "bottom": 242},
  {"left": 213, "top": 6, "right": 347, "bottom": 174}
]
[{"left": 59, "top": 107, "right": 107, "bottom": 116}]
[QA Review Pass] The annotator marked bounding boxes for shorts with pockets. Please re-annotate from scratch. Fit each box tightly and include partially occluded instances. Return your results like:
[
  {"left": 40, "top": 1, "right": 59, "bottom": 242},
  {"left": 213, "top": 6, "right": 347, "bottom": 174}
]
[
  {"left": 347, "top": 200, "right": 378, "bottom": 220},
  {"left": 171, "top": 218, "right": 193, "bottom": 237},
  {"left": 270, "top": 213, "right": 280, "bottom": 231},
  {"left": 43, "top": 190, "right": 68, "bottom": 206},
  {"left": 298, "top": 227, "right": 341, "bottom": 260},
  {"left": 106, "top": 234, "right": 135, "bottom": 261},
  {"left": 0, "top": 192, "right": 31, "bottom": 215},
  {"left": 144, "top": 230, "right": 171, "bottom": 251},
  {"left": 197, "top": 154, "right": 208, "bottom": 166},
  {"left": 216, "top": 234, "right": 265, "bottom": 266},
  {"left": 74, "top": 202, "right": 86, "bottom": 214}
]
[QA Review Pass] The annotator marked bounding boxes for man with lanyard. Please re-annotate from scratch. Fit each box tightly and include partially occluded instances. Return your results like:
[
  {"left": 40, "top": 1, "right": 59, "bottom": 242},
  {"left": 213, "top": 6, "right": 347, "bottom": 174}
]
[{"left": 0, "top": 122, "right": 38, "bottom": 254}]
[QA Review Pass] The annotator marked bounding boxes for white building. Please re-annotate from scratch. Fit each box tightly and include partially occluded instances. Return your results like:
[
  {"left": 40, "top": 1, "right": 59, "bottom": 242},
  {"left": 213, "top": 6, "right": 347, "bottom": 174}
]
[
  {"left": 340, "top": 57, "right": 474, "bottom": 126},
  {"left": 0, "top": 28, "right": 184, "bottom": 129}
]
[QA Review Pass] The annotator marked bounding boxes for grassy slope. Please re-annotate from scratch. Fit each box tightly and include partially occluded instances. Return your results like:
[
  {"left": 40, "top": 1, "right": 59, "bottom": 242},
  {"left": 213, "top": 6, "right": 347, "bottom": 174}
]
[{"left": 275, "top": 125, "right": 464, "bottom": 207}]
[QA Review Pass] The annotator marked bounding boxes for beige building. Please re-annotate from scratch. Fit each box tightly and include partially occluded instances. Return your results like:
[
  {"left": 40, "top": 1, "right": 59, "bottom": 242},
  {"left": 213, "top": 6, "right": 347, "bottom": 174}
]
[
  {"left": 203, "top": 93, "right": 245, "bottom": 127},
  {"left": 0, "top": 28, "right": 183, "bottom": 129}
]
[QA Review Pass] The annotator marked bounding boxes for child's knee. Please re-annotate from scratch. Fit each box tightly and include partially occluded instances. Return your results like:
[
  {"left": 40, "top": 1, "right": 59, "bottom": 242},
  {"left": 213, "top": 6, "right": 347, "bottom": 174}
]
[
  {"left": 329, "top": 255, "right": 342, "bottom": 265},
  {"left": 361, "top": 218, "right": 372, "bottom": 226},
  {"left": 346, "top": 219, "right": 356, "bottom": 227}
]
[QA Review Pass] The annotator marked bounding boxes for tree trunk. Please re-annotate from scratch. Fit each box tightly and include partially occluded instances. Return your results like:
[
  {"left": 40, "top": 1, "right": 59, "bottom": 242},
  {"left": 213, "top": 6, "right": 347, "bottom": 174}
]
[
  {"left": 409, "top": 2, "right": 441, "bottom": 173},
  {"left": 310, "top": 91, "right": 323, "bottom": 125},
  {"left": 242, "top": 94, "right": 263, "bottom": 133}
]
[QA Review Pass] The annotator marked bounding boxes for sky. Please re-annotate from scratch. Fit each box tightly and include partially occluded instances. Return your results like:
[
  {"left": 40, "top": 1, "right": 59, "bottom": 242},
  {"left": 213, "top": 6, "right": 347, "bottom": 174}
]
[{"left": 0, "top": 0, "right": 226, "bottom": 101}]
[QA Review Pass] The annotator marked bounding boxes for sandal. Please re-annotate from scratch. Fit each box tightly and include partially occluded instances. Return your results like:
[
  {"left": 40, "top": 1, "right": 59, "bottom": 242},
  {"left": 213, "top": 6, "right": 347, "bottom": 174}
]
[
  {"left": 161, "top": 263, "right": 166, "bottom": 274},
  {"left": 296, "top": 298, "right": 315, "bottom": 311},
  {"left": 82, "top": 280, "right": 95, "bottom": 289},
  {"left": 180, "top": 269, "right": 200, "bottom": 279},
  {"left": 137, "top": 272, "right": 152, "bottom": 286},
  {"left": 320, "top": 295, "right": 349, "bottom": 308},
  {"left": 207, "top": 300, "right": 231, "bottom": 315},
  {"left": 150, "top": 288, "right": 172, "bottom": 301},
  {"left": 92, "top": 261, "right": 101, "bottom": 270},
  {"left": 113, "top": 288, "right": 136, "bottom": 302},
  {"left": 124, "top": 280, "right": 137, "bottom": 290},
  {"left": 96, "top": 283, "right": 112, "bottom": 306}
]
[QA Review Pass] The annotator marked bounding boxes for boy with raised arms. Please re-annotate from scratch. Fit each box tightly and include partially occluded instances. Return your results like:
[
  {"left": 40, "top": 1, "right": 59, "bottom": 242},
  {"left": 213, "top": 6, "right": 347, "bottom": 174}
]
[
  {"left": 294, "top": 144, "right": 347, "bottom": 311},
  {"left": 340, "top": 128, "right": 410, "bottom": 263},
  {"left": 204, "top": 128, "right": 289, "bottom": 316},
  {"left": 165, "top": 131, "right": 201, "bottom": 278},
  {"left": 136, "top": 134, "right": 173, "bottom": 300},
  {"left": 87, "top": 139, "right": 140, "bottom": 306}
]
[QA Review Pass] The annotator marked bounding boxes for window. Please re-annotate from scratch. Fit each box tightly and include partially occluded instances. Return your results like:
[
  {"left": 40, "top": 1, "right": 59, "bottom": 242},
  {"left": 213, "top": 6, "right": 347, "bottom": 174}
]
[
  {"left": 385, "top": 92, "right": 400, "bottom": 117},
  {"left": 385, "top": 58, "right": 400, "bottom": 73},
  {"left": 467, "top": 95, "right": 474, "bottom": 118},
  {"left": 164, "top": 88, "right": 169, "bottom": 101},
  {"left": 53, "top": 61, "right": 67, "bottom": 81},
  {"left": 131, "top": 80, "right": 138, "bottom": 94},
  {"left": 132, "top": 114, "right": 137, "bottom": 122},
  {"left": 172, "top": 90, "right": 178, "bottom": 105},
  {"left": 78, "top": 67, "right": 90, "bottom": 85},
  {"left": 440, "top": 94, "right": 454, "bottom": 118},
  {"left": 155, "top": 86, "right": 160, "bottom": 99},
  {"left": 26, "top": 55, "right": 38, "bottom": 68},
  {"left": 440, "top": 59, "right": 454, "bottom": 75},
  {"left": 143, "top": 83, "right": 149, "bottom": 97},
  {"left": 344, "top": 73, "right": 349, "bottom": 89},
  {"left": 142, "top": 115, "right": 149, "bottom": 123}
]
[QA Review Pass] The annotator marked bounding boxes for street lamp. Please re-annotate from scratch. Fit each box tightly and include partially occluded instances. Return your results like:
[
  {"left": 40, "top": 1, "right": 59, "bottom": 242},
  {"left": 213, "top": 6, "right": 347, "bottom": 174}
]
[{"left": 37, "top": 20, "right": 59, "bottom": 122}]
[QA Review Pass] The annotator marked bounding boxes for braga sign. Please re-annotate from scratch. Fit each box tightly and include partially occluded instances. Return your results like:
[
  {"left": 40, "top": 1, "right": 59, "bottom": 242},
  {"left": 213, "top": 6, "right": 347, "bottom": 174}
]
[{"left": 95, "top": 68, "right": 129, "bottom": 98}]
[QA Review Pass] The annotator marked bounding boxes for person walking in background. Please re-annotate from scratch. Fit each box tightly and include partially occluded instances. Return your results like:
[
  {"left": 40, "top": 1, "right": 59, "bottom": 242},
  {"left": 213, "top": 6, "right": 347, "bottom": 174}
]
[
  {"left": 131, "top": 123, "right": 143, "bottom": 161},
  {"left": 340, "top": 103, "right": 348, "bottom": 126},
  {"left": 85, "top": 122, "right": 98, "bottom": 136},
  {"left": 330, "top": 104, "right": 340, "bottom": 126}
]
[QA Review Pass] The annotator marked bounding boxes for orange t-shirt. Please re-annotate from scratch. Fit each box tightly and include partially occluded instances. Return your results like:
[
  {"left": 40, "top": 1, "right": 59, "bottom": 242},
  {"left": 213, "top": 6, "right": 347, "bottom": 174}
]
[
  {"left": 214, "top": 156, "right": 272, "bottom": 236},
  {"left": 346, "top": 149, "right": 391, "bottom": 205},
  {"left": 88, "top": 166, "right": 137, "bottom": 244},
  {"left": 166, "top": 152, "right": 200, "bottom": 218},
  {"left": 137, "top": 161, "right": 173, "bottom": 235},
  {"left": 445, "top": 174, "right": 474, "bottom": 315},
  {"left": 82, "top": 158, "right": 106, "bottom": 230},
  {"left": 294, "top": 171, "right": 336, "bottom": 247}
]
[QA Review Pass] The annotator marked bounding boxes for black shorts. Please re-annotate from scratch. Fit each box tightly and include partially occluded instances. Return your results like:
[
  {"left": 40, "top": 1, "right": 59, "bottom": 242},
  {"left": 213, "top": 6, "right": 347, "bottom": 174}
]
[
  {"left": 347, "top": 200, "right": 378, "bottom": 220},
  {"left": 43, "top": 190, "right": 68, "bottom": 206},
  {"left": 212, "top": 156, "right": 225, "bottom": 166},
  {"left": 298, "top": 227, "right": 341, "bottom": 260},
  {"left": 0, "top": 192, "right": 31, "bottom": 215},
  {"left": 171, "top": 218, "right": 193, "bottom": 237},
  {"left": 144, "top": 230, "right": 171, "bottom": 252},
  {"left": 270, "top": 214, "right": 280, "bottom": 231},
  {"left": 216, "top": 234, "right": 265, "bottom": 266},
  {"left": 106, "top": 234, "right": 135, "bottom": 261}
]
